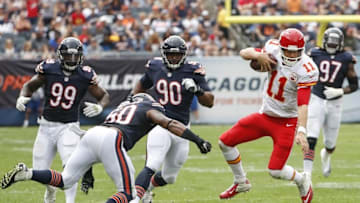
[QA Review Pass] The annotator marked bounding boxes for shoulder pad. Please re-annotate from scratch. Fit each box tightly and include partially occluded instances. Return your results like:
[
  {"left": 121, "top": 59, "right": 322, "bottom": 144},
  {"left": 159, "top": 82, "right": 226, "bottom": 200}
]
[
  {"left": 81, "top": 65, "right": 98, "bottom": 85},
  {"left": 264, "top": 39, "right": 280, "bottom": 55},
  {"left": 35, "top": 59, "right": 57, "bottom": 74},
  {"left": 297, "top": 57, "right": 319, "bottom": 87},
  {"left": 145, "top": 58, "right": 163, "bottom": 69}
]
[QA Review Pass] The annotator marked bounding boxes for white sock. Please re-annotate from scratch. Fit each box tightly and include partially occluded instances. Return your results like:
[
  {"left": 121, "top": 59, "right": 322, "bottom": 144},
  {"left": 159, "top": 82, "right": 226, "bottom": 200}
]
[
  {"left": 220, "top": 144, "right": 246, "bottom": 182},
  {"left": 303, "top": 159, "right": 313, "bottom": 174},
  {"left": 277, "top": 165, "right": 303, "bottom": 184}
]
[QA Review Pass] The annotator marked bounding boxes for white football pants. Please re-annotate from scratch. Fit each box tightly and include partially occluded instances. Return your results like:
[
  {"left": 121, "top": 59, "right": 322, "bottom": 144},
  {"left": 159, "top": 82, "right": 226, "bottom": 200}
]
[
  {"left": 61, "top": 126, "right": 136, "bottom": 199},
  {"left": 145, "top": 125, "right": 190, "bottom": 184},
  {"left": 33, "top": 117, "right": 82, "bottom": 203},
  {"left": 307, "top": 94, "right": 343, "bottom": 149}
]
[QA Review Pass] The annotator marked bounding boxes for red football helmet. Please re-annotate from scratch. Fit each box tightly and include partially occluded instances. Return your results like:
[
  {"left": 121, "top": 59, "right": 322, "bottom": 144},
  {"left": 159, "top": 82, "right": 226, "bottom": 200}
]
[{"left": 279, "top": 28, "right": 305, "bottom": 66}]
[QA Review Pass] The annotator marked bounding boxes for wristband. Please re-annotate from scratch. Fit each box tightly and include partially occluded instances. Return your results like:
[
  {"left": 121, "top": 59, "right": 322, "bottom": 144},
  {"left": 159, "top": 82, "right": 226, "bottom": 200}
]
[
  {"left": 297, "top": 126, "right": 307, "bottom": 134},
  {"left": 195, "top": 87, "right": 204, "bottom": 96},
  {"left": 181, "top": 129, "right": 203, "bottom": 144}
]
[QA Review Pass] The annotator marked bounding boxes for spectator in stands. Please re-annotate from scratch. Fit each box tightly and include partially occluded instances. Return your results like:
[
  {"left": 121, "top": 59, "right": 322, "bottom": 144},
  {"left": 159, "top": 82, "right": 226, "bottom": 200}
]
[
  {"left": 71, "top": 3, "right": 86, "bottom": 26},
  {"left": 20, "top": 40, "right": 37, "bottom": 59},
  {"left": 15, "top": 11, "right": 32, "bottom": 40},
  {"left": 26, "top": 0, "right": 39, "bottom": 26},
  {"left": 4, "top": 38, "right": 16, "bottom": 58},
  {"left": 86, "top": 38, "right": 102, "bottom": 58}
]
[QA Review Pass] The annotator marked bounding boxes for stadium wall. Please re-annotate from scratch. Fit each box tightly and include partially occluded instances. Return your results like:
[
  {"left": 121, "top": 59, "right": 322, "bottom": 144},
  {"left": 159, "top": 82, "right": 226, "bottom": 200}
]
[{"left": 0, "top": 57, "right": 359, "bottom": 126}]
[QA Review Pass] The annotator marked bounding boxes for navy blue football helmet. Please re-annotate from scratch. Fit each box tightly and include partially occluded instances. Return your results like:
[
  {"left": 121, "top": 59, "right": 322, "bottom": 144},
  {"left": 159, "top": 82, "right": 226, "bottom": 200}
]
[
  {"left": 161, "top": 35, "right": 187, "bottom": 70},
  {"left": 57, "top": 37, "right": 84, "bottom": 71},
  {"left": 323, "top": 27, "right": 344, "bottom": 54}
]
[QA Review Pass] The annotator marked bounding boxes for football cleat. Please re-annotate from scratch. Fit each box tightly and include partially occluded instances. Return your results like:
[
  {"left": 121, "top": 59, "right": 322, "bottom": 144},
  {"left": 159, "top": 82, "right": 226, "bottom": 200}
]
[
  {"left": 320, "top": 148, "right": 331, "bottom": 177},
  {"left": 142, "top": 191, "right": 154, "bottom": 203},
  {"left": 1, "top": 163, "right": 29, "bottom": 189},
  {"left": 219, "top": 179, "right": 251, "bottom": 199},
  {"left": 296, "top": 172, "right": 313, "bottom": 203}
]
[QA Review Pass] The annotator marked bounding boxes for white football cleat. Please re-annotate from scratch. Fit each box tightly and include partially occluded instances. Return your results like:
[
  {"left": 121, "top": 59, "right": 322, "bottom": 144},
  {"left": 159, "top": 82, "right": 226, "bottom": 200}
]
[
  {"left": 320, "top": 148, "right": 331, "bottom": 177},
  {"left": 296, "top": 172, "right": 313, "bottom": 203},
  {"left": 219, "top": 179, "right": 251, "bottom": 199},
  {"left": 142, "top": 191, "right": 154, "bottom": 203},
  {"left": 1, "top": 163, "right": 30, "bottom": 189}
]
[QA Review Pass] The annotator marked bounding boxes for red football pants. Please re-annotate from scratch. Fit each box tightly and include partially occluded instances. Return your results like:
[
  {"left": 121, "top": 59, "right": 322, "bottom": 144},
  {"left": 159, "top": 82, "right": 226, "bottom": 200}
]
[{"left": 220, "top": 113, "right": 297, "bottom": 170}]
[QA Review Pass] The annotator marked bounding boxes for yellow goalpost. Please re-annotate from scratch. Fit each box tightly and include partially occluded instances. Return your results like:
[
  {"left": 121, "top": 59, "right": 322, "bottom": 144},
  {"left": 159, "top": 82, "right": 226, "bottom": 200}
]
[{"left": 224, "top": 0, "right": 360, "bottom": 46}]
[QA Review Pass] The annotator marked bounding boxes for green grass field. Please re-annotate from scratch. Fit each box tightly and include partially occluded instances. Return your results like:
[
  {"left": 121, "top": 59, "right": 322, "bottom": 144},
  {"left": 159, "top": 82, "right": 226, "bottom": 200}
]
[{"left": 0, "top": 124, "right": 360, "bottom": 203}]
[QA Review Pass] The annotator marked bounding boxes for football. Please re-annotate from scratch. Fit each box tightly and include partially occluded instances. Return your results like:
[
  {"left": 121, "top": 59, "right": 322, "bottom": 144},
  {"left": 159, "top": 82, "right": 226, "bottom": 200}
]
[{"left": 250, "top": 55, "right": 277, "bottom": 72}]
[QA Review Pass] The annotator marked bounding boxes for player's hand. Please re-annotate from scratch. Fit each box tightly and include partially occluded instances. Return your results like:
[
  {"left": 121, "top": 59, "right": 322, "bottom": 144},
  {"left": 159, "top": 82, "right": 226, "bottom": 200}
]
[
  {"left": 182, "top": 78, "right": 199, "bottom": 93},
  {"left": 295, "top": 132, "right": 309, "bottom": 154},
  {"left": 16, "top": 96, "right": 31, "bottom": 111},
  {"left": 323, "top": 86, "right": 344, "bottom": 99},
  {"left": 257, "top": 53, "right": 277, "bottom": 72},
  {"left": 197, "top": 140, "right": 212, "bottom": 154},
  {"left": 81, "top": 167, "right": 94, "bottom": 195},
  {"left": 83, "top": 102, "right": 103, "bottom": 117}
]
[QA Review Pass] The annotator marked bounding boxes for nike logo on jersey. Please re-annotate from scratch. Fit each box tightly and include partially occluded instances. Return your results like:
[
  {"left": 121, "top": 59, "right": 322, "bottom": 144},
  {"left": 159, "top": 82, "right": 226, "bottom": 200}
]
[{"left": 286, "top": 123, "right": 294, "bottom": 127}]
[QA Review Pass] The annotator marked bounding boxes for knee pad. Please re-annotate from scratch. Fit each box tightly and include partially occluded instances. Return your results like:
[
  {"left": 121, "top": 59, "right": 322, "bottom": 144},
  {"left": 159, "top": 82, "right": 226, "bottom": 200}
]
[{"left": 307, "top": 137, "right": 317, "bottom": 150}]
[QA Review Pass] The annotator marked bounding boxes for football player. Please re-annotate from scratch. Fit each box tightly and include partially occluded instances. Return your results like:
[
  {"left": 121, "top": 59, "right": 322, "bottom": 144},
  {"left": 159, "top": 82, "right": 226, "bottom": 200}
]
[
  {"left": 14, "top": 37, "right": 110, "bottom": 203},
  {"left": 303, "top": 27, "right": 358, "bottom": 177},
  {"left": 130, "top": 35, "right": 214, "bottom": 203},
  {"left": 1, "top": 93, "right": 212, "bottom": 203},
  {"left": 218, "top": 28, "right": 318, "bottom": 203}
]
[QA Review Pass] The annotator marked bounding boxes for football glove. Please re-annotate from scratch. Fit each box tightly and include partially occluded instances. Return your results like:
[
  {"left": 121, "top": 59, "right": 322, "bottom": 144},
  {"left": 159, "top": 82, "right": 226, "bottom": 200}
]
[
  {"left": 182, "top": 78, "right": 204, "bottom": 96},
  {"left": 16, "top": 96, "right": 31, "bottom": 111},
  {"left": 81, "top": 167, "right": 94, "bottom": 195},
  {"left": 323, "top": 86, "right": 344, "bottom": 99},
  {"left": 197, "top": 140, "right": 212, "bottom": 154},
  {"left": 182, "top": 78, "right": 199, "bottom": 93},
  {"left": 83, "top": 102, "right": 103, "bottom": 117}
]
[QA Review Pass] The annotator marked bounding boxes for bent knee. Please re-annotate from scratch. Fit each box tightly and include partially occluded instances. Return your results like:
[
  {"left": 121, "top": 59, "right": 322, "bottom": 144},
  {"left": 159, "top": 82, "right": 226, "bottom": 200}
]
[
  {"left": 268, "top": 169, "right": 282, "bottom": 179},
  {"left": 218, "top": 140, "right": 232, "bottom": 152}
]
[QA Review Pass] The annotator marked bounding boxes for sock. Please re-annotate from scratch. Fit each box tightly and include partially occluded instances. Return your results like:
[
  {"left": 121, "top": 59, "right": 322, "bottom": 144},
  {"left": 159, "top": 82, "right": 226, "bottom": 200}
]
[
  {"left": 135, "top": 167, "right": 155, "bottom": 199},
  {"left": 304, "top": 137, "right": 317, "bottom": 174},
  {"left": 32, "top": 169, "right": 64, "bottom": 188},
  {"left": 107, "top": 192, "right": 131, "bottom": 203},
  {"left": 303, "top": 150, "right": 314, "bottom": 174},
  {"left": 280, "top": 165, "right": 303, "bottom": 184},
  {"left": 220, "top": 143, "right": 246, "bottom": 182}
]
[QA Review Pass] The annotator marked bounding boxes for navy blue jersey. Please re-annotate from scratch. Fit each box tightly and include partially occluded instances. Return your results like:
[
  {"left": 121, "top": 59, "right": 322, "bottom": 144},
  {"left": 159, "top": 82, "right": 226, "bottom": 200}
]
[
  {"left": 140, "top": 57, "right": 211, "bottom": 125},
  {"left": 310, "top": 48, "right": 355, "bottom": 99},
  {"left": 102, "top": 100, "right": 165, "bottom": 151},
  {"left": 35, "top": 59, "right": 97, "bottom": 123}
]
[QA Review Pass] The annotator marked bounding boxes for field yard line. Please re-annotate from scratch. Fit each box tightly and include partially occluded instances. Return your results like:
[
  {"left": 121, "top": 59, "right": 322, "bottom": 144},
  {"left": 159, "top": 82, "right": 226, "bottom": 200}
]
[
  {"left": 12, "top": 147, "right": 33, "bottom": 152},
  {"left": 2, "top": 138, "right": 33, "bottom": 144},
  {"left": 315, "top": 182, "right": 360, "bottom": 189},
  {"left": 182, "top": 167, "right": 268, "bottom": 173}
]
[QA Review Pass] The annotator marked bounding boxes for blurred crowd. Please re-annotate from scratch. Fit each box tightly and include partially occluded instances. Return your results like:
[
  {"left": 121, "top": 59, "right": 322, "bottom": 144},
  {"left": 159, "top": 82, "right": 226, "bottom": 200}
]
[{"left": 0, "top": 0, "right": 359, "bottom": 60}]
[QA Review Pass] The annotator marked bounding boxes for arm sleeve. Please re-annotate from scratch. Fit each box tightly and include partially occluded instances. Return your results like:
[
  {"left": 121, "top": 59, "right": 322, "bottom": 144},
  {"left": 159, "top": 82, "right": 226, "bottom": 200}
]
[{"left": 297, "top": 86, "right": 311, "bottom": 106}]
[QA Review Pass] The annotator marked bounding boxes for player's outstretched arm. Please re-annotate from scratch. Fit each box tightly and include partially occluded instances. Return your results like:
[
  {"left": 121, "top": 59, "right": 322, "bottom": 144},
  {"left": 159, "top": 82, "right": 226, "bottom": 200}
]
[
  {"left": 84, "top": 85, "right": 110, "bottom": 117},
  {"left": 147, "top": 109, "right": 211, "bottom": 153}
]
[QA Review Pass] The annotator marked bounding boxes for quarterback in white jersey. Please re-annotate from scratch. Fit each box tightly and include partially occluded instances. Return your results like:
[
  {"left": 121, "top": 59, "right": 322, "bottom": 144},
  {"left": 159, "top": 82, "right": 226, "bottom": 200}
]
[
  {"left": 219, "top": 28, "right": 318, "bottom": 203},
  {"left": 260, "top": 38, "right": 318, "bottom": 118}
]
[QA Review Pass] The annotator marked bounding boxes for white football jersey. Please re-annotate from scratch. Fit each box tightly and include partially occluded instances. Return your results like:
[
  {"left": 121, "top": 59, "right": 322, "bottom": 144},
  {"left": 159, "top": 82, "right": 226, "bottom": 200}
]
[{"left": 259, "top": 39, "right": 319, "bottom": 118}]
